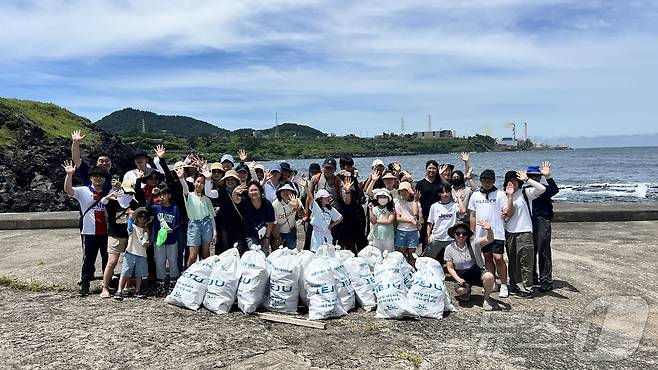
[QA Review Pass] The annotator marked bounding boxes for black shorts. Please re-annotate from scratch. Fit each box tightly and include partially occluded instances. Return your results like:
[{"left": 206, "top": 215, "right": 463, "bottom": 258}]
[
  {"left": 456, "top": 264, "right": 485, "bottom": 287},
  {"left": 481, "top": 239, "right": 505, "bottom": 254}
]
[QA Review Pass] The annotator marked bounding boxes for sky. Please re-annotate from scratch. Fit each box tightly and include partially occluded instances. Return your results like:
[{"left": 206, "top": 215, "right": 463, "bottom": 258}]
[{"left": 1, "top": 0, "right": 658, "bottom": 142}]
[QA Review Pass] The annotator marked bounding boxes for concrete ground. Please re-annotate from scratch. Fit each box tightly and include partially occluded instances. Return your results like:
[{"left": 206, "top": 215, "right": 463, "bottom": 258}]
[{"left": 0, "top": 222, "right": 657, "bottom": 369}]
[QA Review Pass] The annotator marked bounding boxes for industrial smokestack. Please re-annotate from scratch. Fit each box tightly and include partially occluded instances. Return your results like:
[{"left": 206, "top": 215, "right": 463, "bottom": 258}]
[
  {"left": 524, "top": 121, "right": 528, "bottom": 141},
  {"left": 428, "top": 114, "right": 432, "bottom": 132},
  {"left": 512, "top": 122, "right": 516, "bottom": 143}
]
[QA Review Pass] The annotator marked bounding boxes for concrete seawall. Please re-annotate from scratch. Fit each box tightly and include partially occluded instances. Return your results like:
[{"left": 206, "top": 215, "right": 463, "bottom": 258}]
[{"left": 1, "top": 202, "right": 657, "bottom": 230}]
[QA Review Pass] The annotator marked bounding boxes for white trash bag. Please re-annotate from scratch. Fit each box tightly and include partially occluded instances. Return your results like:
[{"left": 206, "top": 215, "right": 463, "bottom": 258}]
[
  {"left": 343, "top": 256, "right": 377, "bottom": 311},
  {"left": 237, "top": 245, "right": 270, "bottom": 313},
  {"left": 203, "top": 248, "right": 242, "bottom": 314},
  {"left": 165, "top": 256, "right": 220, "bottom": 311},
  {"left": 297, "top": 250, "right": 315, "bottom": 307},
  {"left": 318, "top": 244, "right": 355, "bottom": 311},
  {"left": 373, "top": 254, "right": 416, "bottom": 319},
  {"left": 407, "top": 257, "right": 454, "bottom": 319},
  {"left": 265, "top": 247, "right": 301, "bottom": 314},
  {"left": 335, "top": 246, "right": 355, "bottom": 263},
  {"left": 357, "top": 244, "right": 383, "bottom": 271},
  {"left": 383, "top": 251, "right": 416, "bottom": 288},
  {"left": 305, "top": 250, "right": 347, "bottom": 320}
]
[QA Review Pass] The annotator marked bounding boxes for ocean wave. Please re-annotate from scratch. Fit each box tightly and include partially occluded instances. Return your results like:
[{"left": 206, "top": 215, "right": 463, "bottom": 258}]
[{"left": 554, "top": 183, "right": 657, "bottom": 202}]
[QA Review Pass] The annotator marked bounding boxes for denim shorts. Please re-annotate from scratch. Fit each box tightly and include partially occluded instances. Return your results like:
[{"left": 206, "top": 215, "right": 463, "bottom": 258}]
[
  {"left": 394, "top": 229, "right": 419, "bottom": 249},
  {"left": 187, "top": 218, "right": 213, "bottom": 247},
  {"left": 121, "top": 252, "right": 148, "bottom": 278}
]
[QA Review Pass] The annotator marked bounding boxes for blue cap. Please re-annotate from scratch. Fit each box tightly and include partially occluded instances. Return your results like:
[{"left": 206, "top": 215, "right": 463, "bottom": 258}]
[
  {"left": 526, "top": 166, "right": 542, "bottom": 175},
  {"left": 220, "top": 154, "right": 235, "bottom": 164},
  {"left": 269, "top": 164, "right": 281, "bottom": 173}
]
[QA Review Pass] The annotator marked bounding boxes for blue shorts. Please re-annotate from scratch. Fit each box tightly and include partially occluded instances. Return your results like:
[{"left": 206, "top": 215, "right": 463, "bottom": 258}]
[
  {"left": 481, "top": 239, "right": 505, "bottom": 254},
  {"left": 121, "top": 252, "right": 148, "bottom": 278},
  {"left": 395, "top": 229, "right": 419, "bottom": 249},
  {"left": 187, "top": 218, "right": 213, "bottom": 247}
]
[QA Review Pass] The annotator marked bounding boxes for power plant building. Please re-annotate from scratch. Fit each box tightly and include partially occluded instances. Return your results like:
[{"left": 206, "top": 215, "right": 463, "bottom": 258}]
[{"left": 414, "top": 130, "right": 454, "bottom": 139}]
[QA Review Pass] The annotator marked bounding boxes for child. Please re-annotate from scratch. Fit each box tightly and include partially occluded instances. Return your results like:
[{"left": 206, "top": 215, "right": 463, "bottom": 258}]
[
  {"left": 394, "top": 181, "right": 420, "bottom": 266},
  {"left": 115, "top": 207, "right": 151, "bottom": 300},
  {"left": 369, "top": 188, "right": 396, "bottom": 253},
  {"left": 147, "top": 183, "right": 181, "bottom": 295},
  {"left": 308, "top": 189, "right": 343, "bottom": 252}
]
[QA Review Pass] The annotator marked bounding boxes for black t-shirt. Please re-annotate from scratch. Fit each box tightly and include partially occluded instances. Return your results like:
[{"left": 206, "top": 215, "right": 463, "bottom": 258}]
[
  {"left": 238, "top": 198, "right": 275, "bottom": 238},
  {"left": 416, "top": 178, "right": 442, "bottom": 219}
]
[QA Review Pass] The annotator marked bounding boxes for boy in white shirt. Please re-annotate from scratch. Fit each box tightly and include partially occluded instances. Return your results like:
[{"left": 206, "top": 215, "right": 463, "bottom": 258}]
[{"left": 114, "top": 208, "right": 151, "bottom": 300}]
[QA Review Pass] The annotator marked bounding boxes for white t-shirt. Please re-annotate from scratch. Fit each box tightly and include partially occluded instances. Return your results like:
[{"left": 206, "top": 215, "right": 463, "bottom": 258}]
[
  {"left": 272, "top": 199, "right": 301, "bottom": 233},
  {"left": 506, "top": 183, "right": 545, "bottom": 233},
  {"left": 467, "top": 189, "right": 507, "bottom": 241},
  {"left": 264, "top": 180, "right": 279, "bottom": 203},
  {"left": 73, "top": 186, "right": 108, "bottom": 235},
  {"left": 444, "top": 237, "right": 484, "bottom": 270},
  {"left": 309, "top": 201, "right": 342, "bottom": 251},
  {"left": 427, "top": 201, "right": 461, "bottom": 242},
  {"left": 126, "top": 225, "right": 149, "bottom": 257},
  {"left": 394, "top": 199, "right": 417, "bottom": 232}
]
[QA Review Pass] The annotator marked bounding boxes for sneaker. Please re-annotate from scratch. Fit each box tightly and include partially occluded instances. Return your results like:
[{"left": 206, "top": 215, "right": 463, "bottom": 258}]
[
  {"left": 114, "top": 291, "right": 124, "bottom": 301},
  {"left": 499, "top": 284, "right": 509, "bottom": 298},
  {"left": 512, "top": 290, "right": 533, "bottom": 299},
  {"left": 109, "top": 275, "right": 119, "bottom": 290},
  {"left": 482, "top": 299, "right": 494, "bottom": 311},
  {"left": 135, "top": 292, "right": 147, "bottom": 299},
  {"left": 539, "top": 284, "right": 553, "bottom": 293},
  {"left": 78, "top": 282, "right": 90, "bottom": 297},
  {"left": 155, "top": 281, "right": 166, "bottom": 295}
]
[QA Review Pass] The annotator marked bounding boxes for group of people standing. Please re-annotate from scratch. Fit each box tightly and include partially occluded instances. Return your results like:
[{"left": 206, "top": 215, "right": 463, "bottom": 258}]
[{"left": 64, "top": 130, "right": 558, "bottom": 310}]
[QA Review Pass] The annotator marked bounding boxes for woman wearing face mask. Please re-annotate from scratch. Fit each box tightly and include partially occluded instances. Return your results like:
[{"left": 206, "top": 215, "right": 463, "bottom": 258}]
[
  {"left": 203, "top": 169, "right": 247, "bottom": 254},
  {"left": 98, "top": 180, "right": 139, "bottom": 298},
  {"left": 231, "top": 181, "right": 276, "bottom": 255},
  {"left": 422, "top": 184, "right": 466, "bottom": 264},
  {"left": 306, "top": 188, "right": 343, "bottom": 252},
  {"left": 450, "top": 169, "right": 477, "bottom": 223},
  {"left": 368, "top": 189, "right": 396, "bottom": 253}
]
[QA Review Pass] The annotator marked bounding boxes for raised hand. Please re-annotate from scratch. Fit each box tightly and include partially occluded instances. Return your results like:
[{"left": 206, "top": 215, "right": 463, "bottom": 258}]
[
  {"left": 477, "top": 219, "right": 491, "bottom": 230},
  {"left": 134, "top": 169, "right": 144, "bottom": 179},
  {"left": 62, "top": 160, "right": 76, "bottom": 174},
  {"left": 371, "top": 169, "right": 382, "bottom": 181},
  {"left": 439, "top": 164, "right": 449, "bottom": 174},
  {"left": 455, "top": 189, "right": 463, "bottom": 199},
  {"left": 288, "top": 194, "right": 300, "bottom": 209},
  {"left": 516, "top": 170, "right": 528, "bottom": 182},
  {"left": 201, "top": 168, "right": 212, "bottom": 178},
  {"left": 299, "top": 175, "right": 309, "bottom": 189},
  {"left": 238, "top": 149, "right": 247, "bottom": 162},
  {"left": 153, "top": 145, "right": 166, "bottom": 158},
  {"left": 465, "top": 167, "right": 473, "bottom": 180},
  {"left": 392, "top": 161, "right": 402, "bottom": 173},
  {"left": 460, "top": 152, "right": 470, "bottom": 162},
  {"left": 175, "top": 167, "right": 185, "bottom": 179},
  {"left": 235, "top": 184, "right": 248, "bottom": 195},
  {"left": 540, "top": 161, "right": 552, "bottom": 177},
  {"left": 70, "top": 130, "right": 85, "bottom": 143},
  {"left": 505, "top": 181, "right": 515, "bottom": 195},
  {"left": 343, "top": 176, "right": 353, "bottom": 192},
  {"left": 413, "top": 189, "right": 421, "bottom": 202},
  {"left": 400, "top": 171, "right": 412, "bottom": 182}
]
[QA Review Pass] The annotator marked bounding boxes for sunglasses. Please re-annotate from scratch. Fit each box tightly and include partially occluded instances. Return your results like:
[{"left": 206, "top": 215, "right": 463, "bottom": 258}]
[{"left": 454, "top": 231, "right": 468, "bottom": 237}]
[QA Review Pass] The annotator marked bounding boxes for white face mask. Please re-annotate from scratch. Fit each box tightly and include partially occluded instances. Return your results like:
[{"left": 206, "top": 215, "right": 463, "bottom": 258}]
[
  {"left": 118, "top": 193, "right": 134, "bottom": 209},
  {"left": 378, "top": 197, "right": 389, "bottom": 206}
]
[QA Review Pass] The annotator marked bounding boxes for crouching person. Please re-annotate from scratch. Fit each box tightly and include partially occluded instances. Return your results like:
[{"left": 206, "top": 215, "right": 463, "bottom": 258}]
[
  {"left": 115, "top": 208, "right": 151, "bottom": 300},
  {"left": 148, "top": 183, "right": 181, "bottom": 294},
  {"left": 444, "top": 221, "right": 497, "bottom": 311}
]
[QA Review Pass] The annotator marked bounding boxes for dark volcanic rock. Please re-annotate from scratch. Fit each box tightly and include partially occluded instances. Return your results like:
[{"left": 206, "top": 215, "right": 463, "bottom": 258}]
[{"left": 0, "top": 114, "right": 135, "bottom": 212}]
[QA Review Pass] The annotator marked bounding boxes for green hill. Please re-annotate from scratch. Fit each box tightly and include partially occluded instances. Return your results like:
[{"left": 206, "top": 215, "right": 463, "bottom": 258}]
[
  {"left": 0, "top": 98, "right": 101, "bottom": 145},
  {"left": 95, "top": 108, "right": 230, "bottom": 137},
  {"left": 233, "top": 123, "right": 325, "bottom": 137}
]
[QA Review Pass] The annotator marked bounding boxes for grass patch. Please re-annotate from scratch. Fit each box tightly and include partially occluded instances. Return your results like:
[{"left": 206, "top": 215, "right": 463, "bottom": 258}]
[
  {"left": 0, "top": 275, "right": 75, "bottom": 293},
  {"left": 366, "top": 322, "right": 380, "bottom": 333},
  {"left": 37, "top": 258, "right": 47, "bottom": 266},
  {"left": 393, "top": 351, "right": 423, "bottom": 368}
]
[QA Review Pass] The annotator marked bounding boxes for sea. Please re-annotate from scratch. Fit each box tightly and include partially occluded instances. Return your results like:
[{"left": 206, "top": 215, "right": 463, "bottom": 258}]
[{"left": 259, "top": 146, "right": 658, "bottom": 203}]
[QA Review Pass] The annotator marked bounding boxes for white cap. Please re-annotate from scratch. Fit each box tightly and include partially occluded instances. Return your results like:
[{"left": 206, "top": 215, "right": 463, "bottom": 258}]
[
  {"left": 374, "top": 188, "right": 392, "bottom": 200},
  {"left": 314, "top": 189, "right": 332, "bottom": 200},
  {"left": 220, "top": 154, "right": 235, "bottom": 164},
  {"left": 372, "top": 159, "right": 385, "bottom": 168}
]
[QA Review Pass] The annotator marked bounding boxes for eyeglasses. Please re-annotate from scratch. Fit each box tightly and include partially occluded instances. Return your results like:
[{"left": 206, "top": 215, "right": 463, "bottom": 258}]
[{"left": 454, "top": 231, "right": 467, "bottom": 237}]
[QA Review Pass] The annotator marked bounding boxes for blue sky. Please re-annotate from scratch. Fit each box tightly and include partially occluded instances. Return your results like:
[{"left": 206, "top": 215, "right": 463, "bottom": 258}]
[{"left": 1, "top": 0, "right": 657, "bottom": 142}]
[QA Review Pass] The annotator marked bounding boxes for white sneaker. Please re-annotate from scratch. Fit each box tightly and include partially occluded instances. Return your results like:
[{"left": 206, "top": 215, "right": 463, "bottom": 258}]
[
  {"left": 499, "top": 284, "right": 509, "bottom": 298},
  {"left": 482, "top": 299, "right": 494, "bottom": 311}
]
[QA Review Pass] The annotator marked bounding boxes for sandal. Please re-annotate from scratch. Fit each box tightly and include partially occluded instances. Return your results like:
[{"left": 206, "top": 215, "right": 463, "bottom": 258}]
[{"left": 99, "top": 291, "right": 111, "bottom": 299}]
